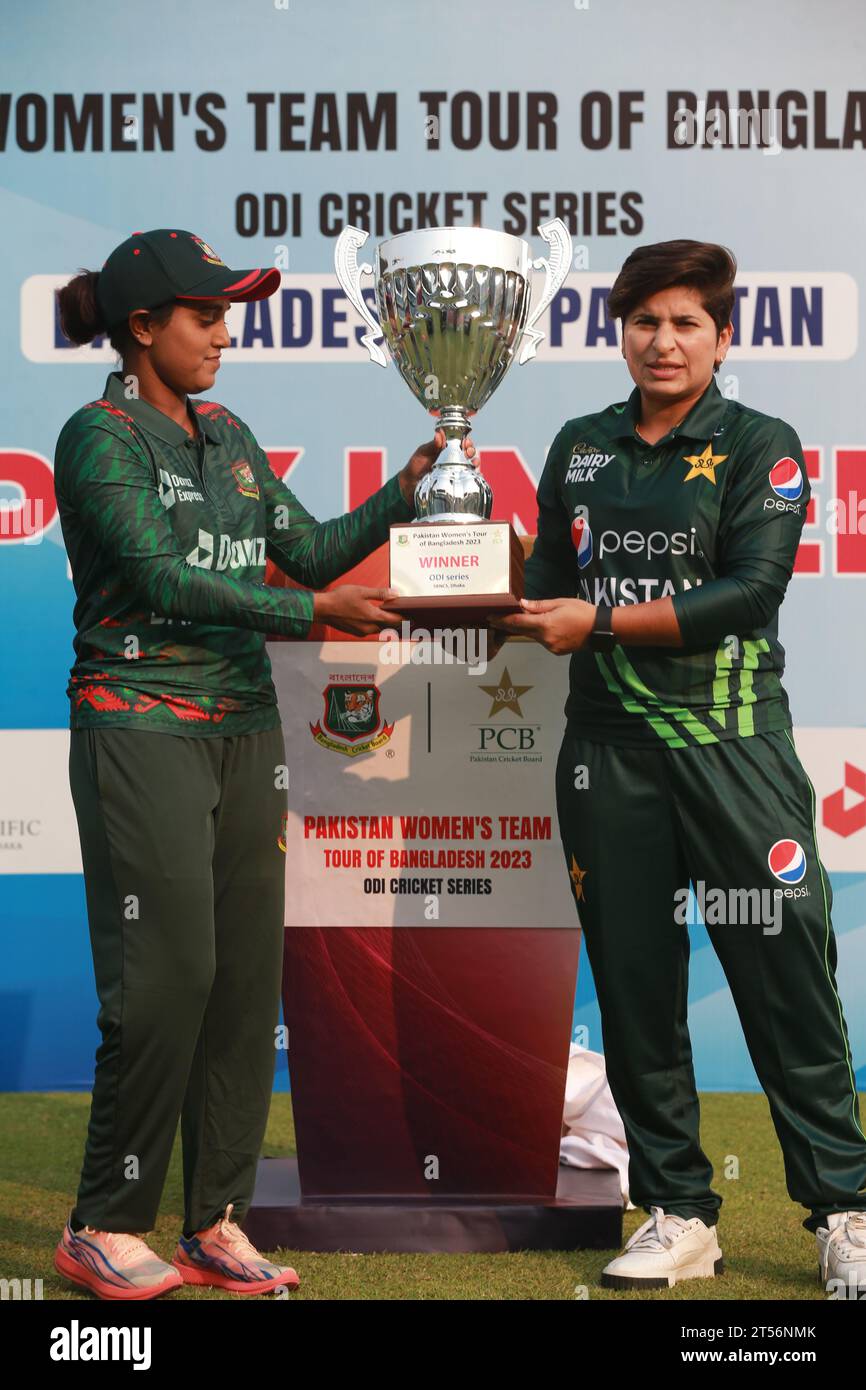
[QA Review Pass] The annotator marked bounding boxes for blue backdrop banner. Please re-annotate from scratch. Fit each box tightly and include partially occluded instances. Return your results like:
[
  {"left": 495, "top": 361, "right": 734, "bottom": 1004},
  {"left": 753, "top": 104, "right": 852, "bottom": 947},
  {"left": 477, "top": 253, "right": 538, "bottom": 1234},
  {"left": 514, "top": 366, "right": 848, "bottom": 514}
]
[{"left": 2, "top": 0, "right": 864, "bottom": 1092}]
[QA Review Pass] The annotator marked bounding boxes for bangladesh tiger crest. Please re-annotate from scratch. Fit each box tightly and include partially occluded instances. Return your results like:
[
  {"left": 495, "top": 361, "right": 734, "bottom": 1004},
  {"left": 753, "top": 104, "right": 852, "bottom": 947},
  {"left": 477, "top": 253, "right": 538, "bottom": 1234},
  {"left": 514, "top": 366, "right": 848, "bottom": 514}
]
[
  {"left": 230, "top": 460, "right": 260, "bottom": 500},
  {"left": 278, "top": 811, "right": 288, "bottom": 853},
  {"left": 310, "top": 680, "right": 394, "bottom": 756},
  {"left": 189, "top": 233, "right": 226, "bottom": 266}
]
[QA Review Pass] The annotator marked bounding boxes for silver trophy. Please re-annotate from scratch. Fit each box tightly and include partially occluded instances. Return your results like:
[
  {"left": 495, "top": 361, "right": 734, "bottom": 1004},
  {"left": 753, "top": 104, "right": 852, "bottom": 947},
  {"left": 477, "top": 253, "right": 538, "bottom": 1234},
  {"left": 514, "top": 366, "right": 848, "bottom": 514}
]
[{"left": 334, "top": 220, "right": 572, "bottom": 619}]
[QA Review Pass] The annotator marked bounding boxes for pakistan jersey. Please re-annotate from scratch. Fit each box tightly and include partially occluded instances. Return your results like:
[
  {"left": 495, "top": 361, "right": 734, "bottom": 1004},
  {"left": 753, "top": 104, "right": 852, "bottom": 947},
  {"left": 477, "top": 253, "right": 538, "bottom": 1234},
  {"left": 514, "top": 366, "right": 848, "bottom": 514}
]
[
  {"left": 524, "top": 374, "right": 810, "bottom": 748},
  {"left": 54, "top": 370, "right": 415, "bottom": 736}
]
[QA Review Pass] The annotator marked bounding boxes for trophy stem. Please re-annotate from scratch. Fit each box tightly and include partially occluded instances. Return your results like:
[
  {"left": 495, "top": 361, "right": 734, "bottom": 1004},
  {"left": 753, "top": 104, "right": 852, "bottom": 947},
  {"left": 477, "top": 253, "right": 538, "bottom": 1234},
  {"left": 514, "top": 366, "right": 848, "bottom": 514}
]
[
  {"left": 437, "top": 439, "right": 468, "bottom": 467},
  {"left": 435, "top": 405, "right": 472, "bottom": 468}
]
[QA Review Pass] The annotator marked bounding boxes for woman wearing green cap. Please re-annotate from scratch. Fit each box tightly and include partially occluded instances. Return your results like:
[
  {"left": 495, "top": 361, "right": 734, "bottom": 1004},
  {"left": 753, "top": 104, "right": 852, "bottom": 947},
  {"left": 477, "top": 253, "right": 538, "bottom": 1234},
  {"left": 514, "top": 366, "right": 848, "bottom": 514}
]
[{"left": 51, "top": 228, "right": 474, "bottom": 1300}]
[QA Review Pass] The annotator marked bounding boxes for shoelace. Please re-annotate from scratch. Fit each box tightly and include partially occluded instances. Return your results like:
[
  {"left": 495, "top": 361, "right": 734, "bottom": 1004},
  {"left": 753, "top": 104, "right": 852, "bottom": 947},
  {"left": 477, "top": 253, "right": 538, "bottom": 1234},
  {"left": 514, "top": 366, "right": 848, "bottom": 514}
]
[
  {"left": 625, "top": 1205, "right": 691, "bottom": 1253},
  {"left": 822, "top": 1213, "right": 866, "bottom": 1280},
  {"left": 83, "top": 1228, "right": 153, "bottom": 1262},
  {"left": 210, "top": 1204, "right": 262, "bottom": 1261}
]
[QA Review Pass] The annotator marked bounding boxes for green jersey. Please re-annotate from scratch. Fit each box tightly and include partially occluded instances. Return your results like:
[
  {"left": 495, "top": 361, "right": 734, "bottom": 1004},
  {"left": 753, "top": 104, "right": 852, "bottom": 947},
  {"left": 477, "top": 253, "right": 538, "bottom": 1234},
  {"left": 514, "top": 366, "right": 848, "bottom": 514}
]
[
  {"left": 54, "top": 370, "right": 414, "bottom": 736},
  {"left": 524, "top": 375, "right": 810, "bottom": 748}
]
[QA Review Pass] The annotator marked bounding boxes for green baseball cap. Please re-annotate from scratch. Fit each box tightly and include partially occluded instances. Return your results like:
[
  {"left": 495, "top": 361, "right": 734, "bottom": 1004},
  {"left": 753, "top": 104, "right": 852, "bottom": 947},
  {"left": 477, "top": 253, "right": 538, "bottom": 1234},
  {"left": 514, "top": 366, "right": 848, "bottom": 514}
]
[{"left": 95, "top": 228, "right": 282, "bottom": 331}]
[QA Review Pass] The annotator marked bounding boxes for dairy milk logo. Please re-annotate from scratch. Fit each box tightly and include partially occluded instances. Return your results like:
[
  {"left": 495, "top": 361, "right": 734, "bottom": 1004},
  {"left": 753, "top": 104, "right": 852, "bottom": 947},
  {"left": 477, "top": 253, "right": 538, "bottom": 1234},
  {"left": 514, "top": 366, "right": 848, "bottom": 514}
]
[
  {"left": 185, "top": 530, "right": 266, "bottom": 571},
  {"left": 565, "top": 445, "right": 616, "bottom": 484},
  {"left": 769, "top": 457, "right": 804, "bottom": 501},
  {"left": 768, "top": 838, "right": 807, "bottom": 884},
  {"left": 571, "top": 510, "right": 593, "bottom": 569}
]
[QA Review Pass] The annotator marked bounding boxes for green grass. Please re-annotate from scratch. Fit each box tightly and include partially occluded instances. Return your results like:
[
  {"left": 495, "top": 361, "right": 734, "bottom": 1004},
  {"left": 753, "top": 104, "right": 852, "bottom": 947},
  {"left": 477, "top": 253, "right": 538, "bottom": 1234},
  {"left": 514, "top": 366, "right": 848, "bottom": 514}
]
[{"left": 0, "top": 1091, "right": 855, "bottom": 1300}]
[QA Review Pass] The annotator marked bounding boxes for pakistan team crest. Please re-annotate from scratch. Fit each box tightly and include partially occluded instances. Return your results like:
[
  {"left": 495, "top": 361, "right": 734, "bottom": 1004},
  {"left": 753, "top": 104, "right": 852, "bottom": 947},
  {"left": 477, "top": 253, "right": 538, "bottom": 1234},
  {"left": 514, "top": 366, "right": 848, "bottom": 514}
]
[
  {"left": 310, "top": 680, "right": 394, "bottom": 756},
  {"left": 230, "top": 460, "right": 260, "bottom": 500}
]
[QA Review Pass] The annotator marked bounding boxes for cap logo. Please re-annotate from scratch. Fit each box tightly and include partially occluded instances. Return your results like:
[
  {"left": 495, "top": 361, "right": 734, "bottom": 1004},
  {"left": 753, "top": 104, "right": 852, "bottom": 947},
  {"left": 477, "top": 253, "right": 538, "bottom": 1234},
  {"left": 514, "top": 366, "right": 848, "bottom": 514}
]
[{"left": 189, "top": 234, "right": 226, "bottom": 267}]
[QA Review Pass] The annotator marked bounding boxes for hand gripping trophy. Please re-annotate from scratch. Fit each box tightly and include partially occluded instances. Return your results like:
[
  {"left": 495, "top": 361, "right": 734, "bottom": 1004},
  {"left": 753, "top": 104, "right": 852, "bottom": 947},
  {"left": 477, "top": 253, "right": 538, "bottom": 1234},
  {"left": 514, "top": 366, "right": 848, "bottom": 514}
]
[{"left": 334, "top": 220, "right": 573, "bottom": 628}]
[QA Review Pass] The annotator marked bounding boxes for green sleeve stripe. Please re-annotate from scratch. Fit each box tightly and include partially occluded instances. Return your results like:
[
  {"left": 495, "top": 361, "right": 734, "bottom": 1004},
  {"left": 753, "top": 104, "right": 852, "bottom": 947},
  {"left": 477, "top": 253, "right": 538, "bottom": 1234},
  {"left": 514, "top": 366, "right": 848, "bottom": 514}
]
[
  {"left": 593, "top": 651, "right": 689, "bottom": 748},
  {"left": 735, "top": 637, "right": 769, "bottom": 739},
  {"left": 709, "top": 639, "right": 733, "bottom": 730},
  {"left": 611, "top": 646, "right": 719, "bottom": 745}
]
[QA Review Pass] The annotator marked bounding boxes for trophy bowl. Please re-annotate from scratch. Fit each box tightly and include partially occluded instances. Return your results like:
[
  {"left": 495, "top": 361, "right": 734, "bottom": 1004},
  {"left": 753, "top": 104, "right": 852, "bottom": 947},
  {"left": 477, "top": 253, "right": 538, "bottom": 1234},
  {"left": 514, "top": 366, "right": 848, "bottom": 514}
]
[
  {"left": 333, "top": 219, "right": 572, "bottom": 624},
  {"left": 375, "top": 226, "right": 533, "bottom": 521}
]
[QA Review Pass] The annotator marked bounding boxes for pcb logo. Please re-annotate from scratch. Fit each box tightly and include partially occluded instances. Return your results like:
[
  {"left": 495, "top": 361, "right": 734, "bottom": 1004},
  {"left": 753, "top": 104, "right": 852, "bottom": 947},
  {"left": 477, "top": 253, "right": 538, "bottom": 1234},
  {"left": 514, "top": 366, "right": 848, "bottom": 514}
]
[
  {"left": 310, "top": 681, "right": 394, "bottom": 757},
  {"left": 230, "top": 460, "right": 260, "bottom": 500}
]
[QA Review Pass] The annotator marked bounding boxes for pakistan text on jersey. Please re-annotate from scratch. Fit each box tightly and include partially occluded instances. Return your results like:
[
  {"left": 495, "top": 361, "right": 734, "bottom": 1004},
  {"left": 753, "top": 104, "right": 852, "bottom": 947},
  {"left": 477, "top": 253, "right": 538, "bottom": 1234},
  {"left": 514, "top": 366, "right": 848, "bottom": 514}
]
[{"left": 579, "top": 577, "right": 703, "bottom": 604}]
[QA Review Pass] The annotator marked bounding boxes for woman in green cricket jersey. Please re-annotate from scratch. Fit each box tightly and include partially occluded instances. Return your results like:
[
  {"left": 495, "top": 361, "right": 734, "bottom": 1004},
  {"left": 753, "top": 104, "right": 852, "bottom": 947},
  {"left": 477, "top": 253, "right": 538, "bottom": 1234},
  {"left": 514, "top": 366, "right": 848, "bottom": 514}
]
[
  {"left": 491, "top": 239, "right": 866, "bottom": 1293},
  {"left": 50, "top": 227, "right": 474, "bottom": 1300}
]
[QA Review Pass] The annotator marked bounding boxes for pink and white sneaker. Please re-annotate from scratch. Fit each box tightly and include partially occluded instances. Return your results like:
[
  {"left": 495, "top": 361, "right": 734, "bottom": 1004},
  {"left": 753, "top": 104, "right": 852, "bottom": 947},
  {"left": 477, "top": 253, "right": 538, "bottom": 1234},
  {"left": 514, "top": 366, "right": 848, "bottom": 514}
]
[
  {"left": 54, "top": 1219, "right": 183, "bottom": 1300},
  {"left": 172, "top": 1203, "right": 300, "bottom": 1295}
]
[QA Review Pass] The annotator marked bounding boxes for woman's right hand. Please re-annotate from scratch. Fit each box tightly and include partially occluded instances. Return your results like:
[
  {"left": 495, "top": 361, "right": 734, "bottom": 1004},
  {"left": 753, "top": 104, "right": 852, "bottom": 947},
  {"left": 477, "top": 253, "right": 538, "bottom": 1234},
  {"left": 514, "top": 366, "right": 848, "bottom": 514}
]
[{"left": 313, "top": 585, "right": 401, "bottom": 637}]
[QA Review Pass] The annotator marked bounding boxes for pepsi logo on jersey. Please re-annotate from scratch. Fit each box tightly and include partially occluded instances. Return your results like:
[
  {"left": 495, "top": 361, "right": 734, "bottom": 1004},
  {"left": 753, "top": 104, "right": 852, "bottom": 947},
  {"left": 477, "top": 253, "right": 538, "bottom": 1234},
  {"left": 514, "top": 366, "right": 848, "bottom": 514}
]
[
  {"left": 571, "top": 513, "right": 594, "bottom": 568},
  {"left": 571, "top": 513, "right": 701, "bottom": 561},
  {"left": 764, "top": 457, "right": 805, "bottom": 515}
]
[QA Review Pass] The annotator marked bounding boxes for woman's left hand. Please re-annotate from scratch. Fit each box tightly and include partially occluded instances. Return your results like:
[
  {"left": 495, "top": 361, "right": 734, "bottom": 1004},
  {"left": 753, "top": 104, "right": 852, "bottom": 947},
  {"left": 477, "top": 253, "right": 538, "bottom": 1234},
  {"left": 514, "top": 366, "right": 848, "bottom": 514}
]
[
  {"left": 398, "top": 428, "right": 476, "bottom": 506},
  {"left": 489, "top": 597, "right": 597, "bottom": 655}
]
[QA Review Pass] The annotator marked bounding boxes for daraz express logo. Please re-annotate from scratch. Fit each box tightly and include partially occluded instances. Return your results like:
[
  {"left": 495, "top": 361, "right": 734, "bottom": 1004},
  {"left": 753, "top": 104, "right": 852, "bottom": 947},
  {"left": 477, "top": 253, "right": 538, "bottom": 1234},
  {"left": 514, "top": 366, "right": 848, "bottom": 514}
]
[
  {"left": 185, "top": 529, "right": 266, "bottom": 570},
  {"left": 158, "top": 468, "right": 204, "bottom": 508}
]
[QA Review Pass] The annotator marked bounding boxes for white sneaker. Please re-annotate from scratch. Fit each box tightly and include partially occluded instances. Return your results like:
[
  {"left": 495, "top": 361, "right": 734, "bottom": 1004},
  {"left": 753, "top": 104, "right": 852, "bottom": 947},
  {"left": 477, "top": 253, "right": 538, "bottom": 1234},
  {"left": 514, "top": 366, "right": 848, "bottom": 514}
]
[
  {"left": 816, "top": 1211, "right": 866, "bottom": 1293},
  {"left": 601, "top": 1205, "right": 723, "bottom": 1289}
]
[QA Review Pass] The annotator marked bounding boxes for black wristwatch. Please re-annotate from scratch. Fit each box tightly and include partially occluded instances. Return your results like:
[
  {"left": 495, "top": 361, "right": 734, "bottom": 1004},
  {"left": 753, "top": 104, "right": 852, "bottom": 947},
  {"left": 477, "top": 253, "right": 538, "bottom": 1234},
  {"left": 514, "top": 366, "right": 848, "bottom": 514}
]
[{"left": 589, "top": 604, "right": 619, "bottom": 652}]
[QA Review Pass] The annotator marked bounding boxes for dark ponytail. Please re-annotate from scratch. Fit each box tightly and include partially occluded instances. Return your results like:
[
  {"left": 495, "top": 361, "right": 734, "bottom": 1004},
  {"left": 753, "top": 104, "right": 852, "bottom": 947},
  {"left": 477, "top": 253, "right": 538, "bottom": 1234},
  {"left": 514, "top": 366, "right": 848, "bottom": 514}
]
[
  {"left": 56, "top": 270, "right": 108, "bottom": 346},
  {"left": 55, "top": 271, "right": 176, "bottom": 358}
]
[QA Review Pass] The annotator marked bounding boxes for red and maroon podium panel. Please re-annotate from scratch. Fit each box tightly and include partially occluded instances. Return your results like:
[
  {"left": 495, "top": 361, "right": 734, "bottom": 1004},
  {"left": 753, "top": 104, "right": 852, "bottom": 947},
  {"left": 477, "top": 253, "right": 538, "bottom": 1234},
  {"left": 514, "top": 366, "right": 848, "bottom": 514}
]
[{"left": 244, "top": 541, "right": 622, "bottom": 1252}]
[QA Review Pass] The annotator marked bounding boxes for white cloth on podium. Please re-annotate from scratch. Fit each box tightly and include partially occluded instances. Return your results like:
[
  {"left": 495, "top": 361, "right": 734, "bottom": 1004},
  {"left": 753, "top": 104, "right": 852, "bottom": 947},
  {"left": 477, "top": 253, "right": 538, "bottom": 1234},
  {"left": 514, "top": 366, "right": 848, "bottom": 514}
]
[{"left": 559, "top": 1045, "right": 635, "bottom": 1209}]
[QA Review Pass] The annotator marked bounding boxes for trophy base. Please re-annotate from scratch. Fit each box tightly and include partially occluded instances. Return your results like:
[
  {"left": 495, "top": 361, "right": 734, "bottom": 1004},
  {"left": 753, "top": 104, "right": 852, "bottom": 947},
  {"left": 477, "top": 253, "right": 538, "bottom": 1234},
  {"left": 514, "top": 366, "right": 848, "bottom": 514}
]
[
  {"left": 386, "top": 520, "right": 524, "bottom": 633},
  {"left": 380, "top": 592, "right": 521, "bottom": 634}
]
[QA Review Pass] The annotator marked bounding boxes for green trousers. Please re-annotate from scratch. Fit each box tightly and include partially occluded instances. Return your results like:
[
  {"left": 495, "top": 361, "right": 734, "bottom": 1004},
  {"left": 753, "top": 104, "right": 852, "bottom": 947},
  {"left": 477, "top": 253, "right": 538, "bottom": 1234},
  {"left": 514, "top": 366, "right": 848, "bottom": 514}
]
[
  {"left": 68, "top": 723, "right": 288, "bottom": 1234},
  {"left": 554, "top": 725, "right": 866, "bottom": 1235}
]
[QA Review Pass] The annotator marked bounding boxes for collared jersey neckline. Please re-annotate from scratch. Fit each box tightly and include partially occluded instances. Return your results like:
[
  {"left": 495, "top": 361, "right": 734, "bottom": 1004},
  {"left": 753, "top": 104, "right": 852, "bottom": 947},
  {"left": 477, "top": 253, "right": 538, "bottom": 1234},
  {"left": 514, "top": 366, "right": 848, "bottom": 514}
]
[
  {"left": 102, "top": 370, "right": 221, "bottom": 447},
  {"left": 607, "top": 374, "right": 728, "bottom": 449}
]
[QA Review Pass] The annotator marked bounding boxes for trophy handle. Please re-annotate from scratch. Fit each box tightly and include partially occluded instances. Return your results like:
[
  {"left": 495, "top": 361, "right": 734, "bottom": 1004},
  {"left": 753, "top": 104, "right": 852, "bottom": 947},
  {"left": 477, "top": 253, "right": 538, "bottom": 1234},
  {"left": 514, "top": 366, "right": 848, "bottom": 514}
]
[
  {"left": 334, "top": 225, "right": 389, "bottom": 368},
  {"left": 517, "top": 217, "right": 573, "bottom": 366}
]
